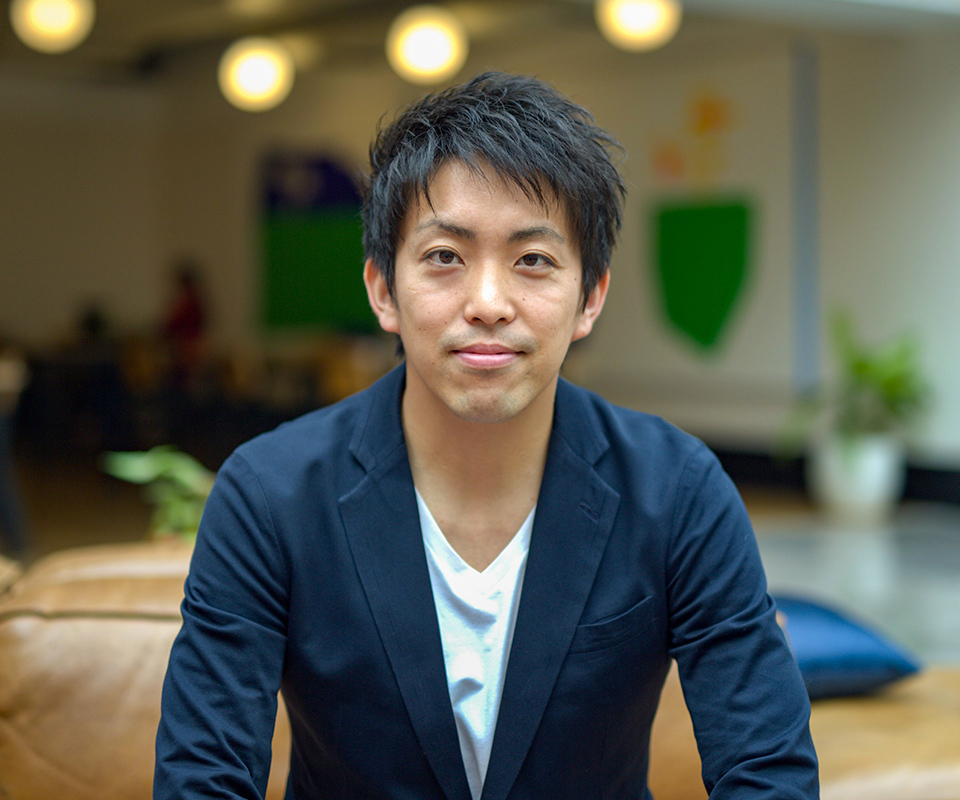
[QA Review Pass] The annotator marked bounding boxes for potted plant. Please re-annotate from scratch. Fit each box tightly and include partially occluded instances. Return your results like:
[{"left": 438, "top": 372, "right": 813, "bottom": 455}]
[
  {"left": 102, "top": 446, "right": 215, "bottom": 540},
  {"left": 784, "top": 311, "right": 929, "bottom": 523}
]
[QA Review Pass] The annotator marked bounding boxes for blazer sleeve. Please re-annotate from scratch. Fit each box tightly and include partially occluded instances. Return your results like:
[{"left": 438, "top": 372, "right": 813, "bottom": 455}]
[
  {"left": 155, "top": 451, "right": 290, "bottom": 800},
  {"left": 666, "top": 444, "right": 819, "bottom": 799}
]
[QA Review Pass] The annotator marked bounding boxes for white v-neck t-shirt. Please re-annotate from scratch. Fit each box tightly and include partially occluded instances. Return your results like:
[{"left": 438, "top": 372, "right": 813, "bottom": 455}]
[{"left": 415, "top": 489, "right": 534, "bottom": 800}]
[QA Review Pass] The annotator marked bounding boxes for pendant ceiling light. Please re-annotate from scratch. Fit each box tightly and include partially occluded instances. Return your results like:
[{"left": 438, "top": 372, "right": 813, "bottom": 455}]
[
  {"left": 218, "top": 37, "right": 296, "bottom": 112},
  {"left": 9, "top": 0, "right": 96, "bottom": 54},
  {"left": 595, "top": 0, "right": 682, "bottom": 52},
  {"left": 386, "top": 5, "right": 468, "bottom": 85}
]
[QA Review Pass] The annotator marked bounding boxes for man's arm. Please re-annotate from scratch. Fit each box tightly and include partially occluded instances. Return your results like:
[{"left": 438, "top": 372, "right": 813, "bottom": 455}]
[
  {"left": 666, "top": 444, "right": 819, "bottom": 799},
  {"left": 155, "top": 451, "right": 289, "bottom": 800}
]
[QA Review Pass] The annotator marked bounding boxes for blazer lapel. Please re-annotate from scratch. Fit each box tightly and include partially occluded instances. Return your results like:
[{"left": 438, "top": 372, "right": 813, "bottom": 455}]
[
  {"left": 338, "top": 366, "right": 472, "bottom": 800},
  {"left": 480, "top": 382, "right": 621, "bottom": 800},
  {"left": 336, "top": 370, "right": 619, "bottom": 800}
]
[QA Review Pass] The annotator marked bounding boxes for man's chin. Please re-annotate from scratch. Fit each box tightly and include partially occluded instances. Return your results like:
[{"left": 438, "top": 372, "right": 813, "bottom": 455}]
[{"left": 446, "top": 392, "right": 530, "bottom": 425}]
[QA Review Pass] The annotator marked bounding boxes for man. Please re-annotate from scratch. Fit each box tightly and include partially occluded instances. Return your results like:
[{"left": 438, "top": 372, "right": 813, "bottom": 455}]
[{"left": 155, "top": 72, "right": 818, "bottom": 799}]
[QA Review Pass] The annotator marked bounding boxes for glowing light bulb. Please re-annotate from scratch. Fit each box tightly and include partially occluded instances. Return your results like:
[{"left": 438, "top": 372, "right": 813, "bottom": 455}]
[
  {"left": 9, "top": 0, "right": 96, "bottom": 54},
  {"left": 386, "top": 5, "right": 468, "bottom": 85},
  {"left": 218, "top": 37, "right": 296, "bottom": 112},
  {"left": 595, "top": 0, "right": 682, "bottom": 52}
]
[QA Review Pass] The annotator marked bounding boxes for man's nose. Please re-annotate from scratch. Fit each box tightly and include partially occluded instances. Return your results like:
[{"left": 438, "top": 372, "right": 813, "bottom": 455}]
[{"left": 464, "top": 264, "right": 515, "bottom": 325}]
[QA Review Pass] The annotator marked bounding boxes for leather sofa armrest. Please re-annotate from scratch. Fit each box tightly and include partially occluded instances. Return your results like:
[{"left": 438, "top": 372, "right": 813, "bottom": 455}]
[
  {"left": 647, "top": 663, "right": 960, "bottom": 800},
  {"left": 0, "top": 541, "right": 291, "bottom": 800}
]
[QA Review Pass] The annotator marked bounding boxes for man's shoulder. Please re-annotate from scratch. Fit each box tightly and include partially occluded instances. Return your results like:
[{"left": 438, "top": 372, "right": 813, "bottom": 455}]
[
  {"left": 237, "top": 392, "right": 363, "bottom": 456},
  {"left": 558, "top": 379, "right": 710, "bottom": 469},
  {"left": 230, "top": 366, "right": 401, "bottom": 478},
  {"left": 561, "top": 382, "right": 744, "bottom": 541}
]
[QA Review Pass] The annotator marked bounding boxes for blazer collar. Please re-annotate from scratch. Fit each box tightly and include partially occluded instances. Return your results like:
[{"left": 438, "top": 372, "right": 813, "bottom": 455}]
[
  {"left": 552, "top": 376, "right": 611, "bottom": 466},
  {"left": 347, "top": 364, "right": 612, "bottom": 471},
  {"left": 340, "top": 364, "right": 620, "bottom": 800},
  {"left": 347, "top": 362, "right": 408, "bottom": 473}
]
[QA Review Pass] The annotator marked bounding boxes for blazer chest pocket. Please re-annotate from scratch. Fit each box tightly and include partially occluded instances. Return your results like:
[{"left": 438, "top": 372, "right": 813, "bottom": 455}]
[{"left": 567, "top": 596, "right": 656, "bottom": 655}]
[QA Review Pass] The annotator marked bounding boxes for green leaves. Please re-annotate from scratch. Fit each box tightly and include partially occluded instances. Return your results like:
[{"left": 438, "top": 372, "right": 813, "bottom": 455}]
[
  {"left": 102, "top": 446, "right": 215, "bottom": 541},
  {"left": 828, "top": 310, "right": 929, "bottom": 436},
  {"left": 779, "top": 310, "right": 929, "bottom": 453}
]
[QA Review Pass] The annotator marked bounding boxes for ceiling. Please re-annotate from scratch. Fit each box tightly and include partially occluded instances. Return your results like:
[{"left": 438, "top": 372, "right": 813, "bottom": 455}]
[{"left": 2, "top": 0, "right": 959, "bottom": 82}]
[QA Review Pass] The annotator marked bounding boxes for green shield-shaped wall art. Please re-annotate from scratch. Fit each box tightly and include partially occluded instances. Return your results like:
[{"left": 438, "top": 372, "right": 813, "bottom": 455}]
[{"left": 653, "top": 199, "right": 752, "bottom": 351}]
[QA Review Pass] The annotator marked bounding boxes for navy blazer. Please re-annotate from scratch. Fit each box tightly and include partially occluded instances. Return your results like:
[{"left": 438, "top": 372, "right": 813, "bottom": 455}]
[{"left": 155, "top": 364, "right": 818, "bottom": 799}]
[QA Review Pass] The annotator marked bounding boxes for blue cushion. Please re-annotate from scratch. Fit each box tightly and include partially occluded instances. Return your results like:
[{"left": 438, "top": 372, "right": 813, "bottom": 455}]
[{"left": 772, "top": 595, "right": 921, "bottom": 700}]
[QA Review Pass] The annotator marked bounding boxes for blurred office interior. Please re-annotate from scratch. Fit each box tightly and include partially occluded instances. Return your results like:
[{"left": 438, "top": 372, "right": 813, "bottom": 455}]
[{"left": 1, "top": 0, "right": 959, "bottom": 659}]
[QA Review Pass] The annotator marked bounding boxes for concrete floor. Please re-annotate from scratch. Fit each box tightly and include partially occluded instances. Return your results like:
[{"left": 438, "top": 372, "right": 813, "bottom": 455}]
[{"left": 755, "top": 502, "right": 960, "bottom": 665}]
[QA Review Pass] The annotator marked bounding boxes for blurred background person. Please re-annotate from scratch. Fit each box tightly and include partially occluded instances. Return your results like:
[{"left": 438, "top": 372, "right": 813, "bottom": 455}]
[
  {"left": 161, "top": 259, "right": 211, "bottom": 451},
  {"left": 0, "top": 338, "right": 30, "bottom": 560},
  {"left": 163, "top": 259, "right": 208, "bottom": 390}
]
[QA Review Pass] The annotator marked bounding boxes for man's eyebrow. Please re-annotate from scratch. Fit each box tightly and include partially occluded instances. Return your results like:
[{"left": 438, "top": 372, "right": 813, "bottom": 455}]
[
  {"left": 412, "top": 220, "right": 566, "bottom": 246},
  {"left": 507, "top": 226, "right": 566, "bottom": 245},
  {"left": 413, "top": 219, "right": 476, "bottom": 240}
]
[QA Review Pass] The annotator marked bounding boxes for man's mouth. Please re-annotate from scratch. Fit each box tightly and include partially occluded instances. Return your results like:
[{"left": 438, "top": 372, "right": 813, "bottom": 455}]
[{"left": 453, "top": 344, "right": 520, "bottom": 369}]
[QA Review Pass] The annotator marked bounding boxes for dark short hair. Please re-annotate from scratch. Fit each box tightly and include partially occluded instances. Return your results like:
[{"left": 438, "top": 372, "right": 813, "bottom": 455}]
[{"left": 361, "top": 72, "right": 626, "bottom": 308}]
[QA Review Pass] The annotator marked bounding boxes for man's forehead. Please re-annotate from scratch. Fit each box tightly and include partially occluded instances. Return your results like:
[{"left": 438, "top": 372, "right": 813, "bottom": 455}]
[{"left": 401, "top": 158, "right": 572, "bottom": 234}]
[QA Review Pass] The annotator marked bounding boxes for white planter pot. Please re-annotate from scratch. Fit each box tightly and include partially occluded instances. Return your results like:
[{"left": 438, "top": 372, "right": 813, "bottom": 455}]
[{"left": 808, "top": 434, "right": 907, "bottom": 524}]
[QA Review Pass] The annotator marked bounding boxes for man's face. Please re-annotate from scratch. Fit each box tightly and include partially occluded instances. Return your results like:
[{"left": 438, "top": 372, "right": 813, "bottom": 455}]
[{"left": 364, "top": 160, "right": 608, "bottom": 426}]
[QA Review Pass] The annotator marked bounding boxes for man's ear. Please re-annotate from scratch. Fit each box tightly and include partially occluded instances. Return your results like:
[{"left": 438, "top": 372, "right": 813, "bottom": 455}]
[
  {"left": 363, "top": 259, "right": 400, "bottom": 334},
  {"left": 572, "top": 268, "right": 610, "bottom": 342}
]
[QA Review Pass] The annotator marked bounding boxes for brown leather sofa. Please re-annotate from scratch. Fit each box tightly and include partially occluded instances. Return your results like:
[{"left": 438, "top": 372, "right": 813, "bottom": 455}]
[{"left": 1, "top": 541, "right": 958, "bottom": 800}]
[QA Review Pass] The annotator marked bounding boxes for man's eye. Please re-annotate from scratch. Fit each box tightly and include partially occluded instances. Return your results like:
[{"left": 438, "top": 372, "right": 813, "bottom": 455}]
[
  {"left": 427, "top": 249, "right": 460, "bottom": 265},
  {"left": 518, "top": 253, "right": 553, "bottom": 268}
]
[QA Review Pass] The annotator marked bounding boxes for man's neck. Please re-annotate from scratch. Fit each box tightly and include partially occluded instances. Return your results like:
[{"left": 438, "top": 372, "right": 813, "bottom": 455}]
[{"left": 401, "top": 378, "right": 556, "bottom": 571}]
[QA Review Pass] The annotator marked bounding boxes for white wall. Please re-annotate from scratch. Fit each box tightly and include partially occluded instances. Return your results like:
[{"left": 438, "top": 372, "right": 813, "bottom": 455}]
[
  {"left": 819, "top": 31, "right": 960, "bottom": 465},
  {"left": 0, "top": 76, "right": 163, "bottom": 343},
  {"left": 2, "top": 20, "right": 960, "bottom": 465}
]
